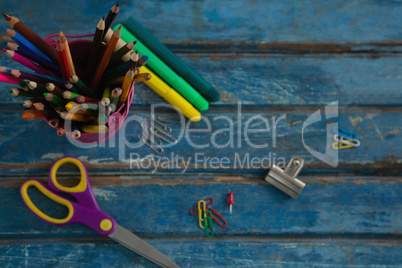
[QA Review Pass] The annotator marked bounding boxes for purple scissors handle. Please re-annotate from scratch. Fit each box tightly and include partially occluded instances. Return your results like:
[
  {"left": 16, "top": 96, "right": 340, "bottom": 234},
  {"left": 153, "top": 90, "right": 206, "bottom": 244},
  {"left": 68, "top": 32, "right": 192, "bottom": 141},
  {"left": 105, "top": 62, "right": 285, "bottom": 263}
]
[{"left": 20, "top": 157, "right": 116, "bottom": 236}]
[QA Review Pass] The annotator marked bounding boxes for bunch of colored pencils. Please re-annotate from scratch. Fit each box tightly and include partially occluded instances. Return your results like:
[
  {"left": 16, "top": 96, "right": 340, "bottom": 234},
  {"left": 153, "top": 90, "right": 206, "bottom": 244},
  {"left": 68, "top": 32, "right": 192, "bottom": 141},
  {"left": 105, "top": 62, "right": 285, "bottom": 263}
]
[{"left": 1, "top": 4, "right": 150, "bottom": 138}]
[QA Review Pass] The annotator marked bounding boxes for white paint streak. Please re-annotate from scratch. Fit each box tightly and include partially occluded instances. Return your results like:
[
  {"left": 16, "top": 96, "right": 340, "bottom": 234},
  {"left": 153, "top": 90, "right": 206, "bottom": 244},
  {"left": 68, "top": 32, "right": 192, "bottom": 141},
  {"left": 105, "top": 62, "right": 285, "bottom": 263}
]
[
  {"left": 41, "top": 153, "right": 64, "bottom": 160},
  {"left": 77, "top": 156, "right": 114, "bottom": 164},
  {"left": 93, "top": 188, "right": 117, "bottom": 201}
]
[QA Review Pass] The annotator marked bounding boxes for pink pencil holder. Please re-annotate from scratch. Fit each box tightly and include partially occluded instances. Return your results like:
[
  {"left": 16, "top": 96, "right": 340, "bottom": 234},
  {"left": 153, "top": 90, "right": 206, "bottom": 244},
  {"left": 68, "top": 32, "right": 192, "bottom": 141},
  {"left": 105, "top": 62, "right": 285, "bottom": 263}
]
[{"left": 45, "top": 38, "right": 135, "bottom": 144}]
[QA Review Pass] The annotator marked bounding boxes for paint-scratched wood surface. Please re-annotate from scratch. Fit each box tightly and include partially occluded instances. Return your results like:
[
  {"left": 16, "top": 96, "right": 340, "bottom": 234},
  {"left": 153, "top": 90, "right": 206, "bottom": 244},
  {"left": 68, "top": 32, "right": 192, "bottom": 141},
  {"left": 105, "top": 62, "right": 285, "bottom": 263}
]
[{"left": 0, "top": 0, "right": 401, "bottom": 267}]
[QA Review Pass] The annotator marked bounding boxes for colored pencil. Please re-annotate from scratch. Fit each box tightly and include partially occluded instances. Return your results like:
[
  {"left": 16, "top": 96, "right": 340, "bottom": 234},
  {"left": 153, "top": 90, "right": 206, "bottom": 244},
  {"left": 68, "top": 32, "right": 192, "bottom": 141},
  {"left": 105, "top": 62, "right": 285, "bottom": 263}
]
[
  {"left": 103, "top": 3, "right": 119, "bottom": 38},
  {"left": 110, "top": 87, "right": 122, "bottom": 112},
  {"left": 44, "top": 93, "right": 65, "bottom": 106},
  {"left": 10, "top": 69, "right": 63, "bottom": 85},
  {"left": 79, "top": 103, "right": 99, "bottom": 112},
  {"left": 137, "top": 55, "right": 149, "bottom": 68},
  {"left": 46, "top": 83, "right": 64, "bottom": 95},
  {"left": 109, "top": 41, "right": 136, "bottom": 65},
  {"left": 0, "top": 73, "right": 22, "bottom": 84},
  {"left": 48, "top": 117, "right": 60, "bottom": 128},
  {"left": 7, "top": 42, "right": 61, "bottom": 76},
  {"left": 4, "top": 49, "right": 53, "bottom": 75},
  {"left": 56, "top": 39, "right": 70, "bottom": 81},
  {"left": 101, "top": 87, "right": 111, "bottom": 106},
  {"left": 71, "top": 126, "right": 82, "bottom": 139},
  {"left": 59, "top": 111, "right": 97, "bottom": 123},
  {"left": 2, "top": 12, "right": 59, "bottom": 63},
  {"left": 9, "top": 88, "right": 36, "bottom": 97},
  {"left": 22, "top": 108, "right": 47, "bottom": 120},
  {"left": 107, "top": 72, "right": 151, "bottom": 84},
  {"left": 57, "top": 124, "right": 65, "bottom": 136},
  {"left": 103, "top": 28, "right": 131, "bottom": 62},
  {"left": 18, "top": 80, "right": 29, "bottom": 91},
  {"left": 91, "top": 26, "right": 121, "bottom": 91},
  {"left": 86, "top": 16, "right": 105, "bottom": 82},
  {"left": 23, "top": 99, "right": 35, "bottom": 108},
  {"left": 76, "top": 95, "right": 99, "bottom": 104},
  {"left": 98, "top": 114, "right": 108, "bottom": 124},
  {"left": 33, "top": 102, "right": 54, "bottom": 112},
  {"left": 64, "top": 81, "right": 83, "bottom": 94},
  {"left": 101, "top": 105, "right": 112, "bottom": 116},
  {"left": 81, "top": 124, "right": 108, "bottom": 134},
  {"left": 62, "top": 91, "right": 81, "bottom": 100},
  {"left": 128, "top": 51, "right": 139, "bottom": 70},
  {"left": 3, "top": 27, "right": 52, "bottom": 62},
  {"left": 117, "top": 68, "right": 134, "bottom": 108},
  {"left": 27, "top": 81, "right": 48, "bottom": 94},
  {"left": 70, "top": 75, "right": 93, "bottom": 97},
  {"left": 65, "top": 101, "right": 81, "bottom": 112},
  {"left": 59, "top": 32, "right": 76, "bottom": 76}
]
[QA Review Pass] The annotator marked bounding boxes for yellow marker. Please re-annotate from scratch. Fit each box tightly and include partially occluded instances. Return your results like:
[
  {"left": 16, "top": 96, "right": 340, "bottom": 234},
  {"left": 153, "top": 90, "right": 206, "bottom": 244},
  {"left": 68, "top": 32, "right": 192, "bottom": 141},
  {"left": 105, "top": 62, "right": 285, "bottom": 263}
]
[{"left": 142, "top": 66, "right": 201, "bottom": 122}]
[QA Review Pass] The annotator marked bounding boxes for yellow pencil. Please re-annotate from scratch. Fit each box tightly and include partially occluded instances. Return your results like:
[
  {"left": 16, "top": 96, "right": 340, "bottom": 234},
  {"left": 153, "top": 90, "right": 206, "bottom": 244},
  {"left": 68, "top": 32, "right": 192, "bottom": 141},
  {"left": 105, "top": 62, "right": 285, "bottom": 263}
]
[
  {"left": 117, "top": 68, "right": 134, "bottom": 108},
  {"left": 81, "top": 124, "right": 108, "bottom": 134}
]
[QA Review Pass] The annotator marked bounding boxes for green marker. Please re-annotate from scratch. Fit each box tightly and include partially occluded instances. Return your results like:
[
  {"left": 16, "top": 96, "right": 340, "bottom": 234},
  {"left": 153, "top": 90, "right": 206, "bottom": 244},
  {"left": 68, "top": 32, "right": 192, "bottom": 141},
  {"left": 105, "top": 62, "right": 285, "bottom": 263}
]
[
  {"left": 123, "top": 17, "right": 220, "bottom": 102},
  {"left": 116, "top": 24, "right": 209, "bottom": 112}
]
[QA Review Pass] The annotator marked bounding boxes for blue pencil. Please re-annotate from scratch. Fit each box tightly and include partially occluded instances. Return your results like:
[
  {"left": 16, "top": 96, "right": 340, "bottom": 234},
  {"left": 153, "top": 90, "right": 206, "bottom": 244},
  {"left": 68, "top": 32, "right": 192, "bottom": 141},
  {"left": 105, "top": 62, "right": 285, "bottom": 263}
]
[{"left": 3, "top": 27, "right": 52, "bottom": 63}]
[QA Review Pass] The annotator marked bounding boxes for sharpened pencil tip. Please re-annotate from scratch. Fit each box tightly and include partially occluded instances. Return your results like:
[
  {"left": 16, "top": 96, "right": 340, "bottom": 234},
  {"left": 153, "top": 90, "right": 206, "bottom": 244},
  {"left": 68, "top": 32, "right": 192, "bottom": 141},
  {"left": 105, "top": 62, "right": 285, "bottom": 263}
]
[
  {"left": 2, "top": 26, "right": 7, "bottom": 31},
  {"left": 2, "top": 12, "right": 11, "bottom": 21},
  {"left": 22, "top": 113, "right": 31, "bottom": 119},
  {"left": 116, "top": 3, "right": 119, "bottom": 7}
]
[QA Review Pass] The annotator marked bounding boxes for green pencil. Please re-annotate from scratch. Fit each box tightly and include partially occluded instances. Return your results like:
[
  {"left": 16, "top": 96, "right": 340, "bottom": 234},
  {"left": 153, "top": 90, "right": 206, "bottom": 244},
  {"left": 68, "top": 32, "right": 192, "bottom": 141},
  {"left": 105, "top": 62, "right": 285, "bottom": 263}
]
[
  {"left": 44, "top": 93, "right": 65, "bottom": 106},
  {"left": 123, "top": 16, "right": 220, "bottom": 102},
  {"left": 62, "top": 90, "right": 81, "bottom": 100},
  {"left": 70, "top": 75, "right": 94, "bottom": 97},
  {"left": 114, "top": 25, "right": 209, "bottom": 111}
]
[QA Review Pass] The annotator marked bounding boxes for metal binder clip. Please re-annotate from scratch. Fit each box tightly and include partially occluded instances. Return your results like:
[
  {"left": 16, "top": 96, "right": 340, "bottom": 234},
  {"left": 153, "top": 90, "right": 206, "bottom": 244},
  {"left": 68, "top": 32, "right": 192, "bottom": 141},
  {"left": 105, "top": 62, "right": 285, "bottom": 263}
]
[{"left": 265, "top": 156, "right": 305, "bottom": 198}]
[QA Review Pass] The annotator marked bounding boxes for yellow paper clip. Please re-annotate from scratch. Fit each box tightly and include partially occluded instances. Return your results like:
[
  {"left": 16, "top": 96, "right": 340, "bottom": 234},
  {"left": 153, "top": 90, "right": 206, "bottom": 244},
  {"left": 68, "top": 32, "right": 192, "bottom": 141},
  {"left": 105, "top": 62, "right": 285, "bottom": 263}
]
[
  {"left": 332, "top": 141, "right": 354, "bottom": 150},
  {"left": 198, "top": 200, "right": 206, "bottom": 229}
]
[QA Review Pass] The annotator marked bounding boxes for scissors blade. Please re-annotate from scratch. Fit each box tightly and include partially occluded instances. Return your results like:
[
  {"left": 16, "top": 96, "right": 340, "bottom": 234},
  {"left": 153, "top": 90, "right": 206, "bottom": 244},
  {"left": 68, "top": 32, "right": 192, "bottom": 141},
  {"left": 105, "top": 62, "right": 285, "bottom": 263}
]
[{"left": 108, "top": 224, "right": 180, "bottom": 268}]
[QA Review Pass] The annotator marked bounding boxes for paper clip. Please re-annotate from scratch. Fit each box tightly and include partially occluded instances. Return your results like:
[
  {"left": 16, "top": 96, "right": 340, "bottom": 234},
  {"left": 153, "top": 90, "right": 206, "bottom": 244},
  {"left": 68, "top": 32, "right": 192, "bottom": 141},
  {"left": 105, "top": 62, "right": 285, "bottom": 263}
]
[
  {"left": 333, "top": 126, "right": 358, "bottom": 140},
  {"left": 198, "top": 200, "right": 207, "bottom": 229},
  {"left": 153, "top": 113, "right": 183, "bottom": 124},
  {"left": 189, "top": 197, "right": 227, "bottom": 227},
  {"left": 205, "top": 210, "right": 214, "bottom": 238},
  {"left": 333, "top": 134, "right": 360, "bottom": 147},
  {"left": 332, "top": 141, "right": 354, "bottom": 150}
]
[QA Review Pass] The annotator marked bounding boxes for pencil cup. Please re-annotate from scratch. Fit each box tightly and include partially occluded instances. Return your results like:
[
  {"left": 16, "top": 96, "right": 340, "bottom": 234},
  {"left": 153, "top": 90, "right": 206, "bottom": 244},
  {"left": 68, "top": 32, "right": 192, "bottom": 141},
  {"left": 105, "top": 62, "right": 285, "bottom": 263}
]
[{"left": 45, "top": 38, "right": 135, "bottom": 144}]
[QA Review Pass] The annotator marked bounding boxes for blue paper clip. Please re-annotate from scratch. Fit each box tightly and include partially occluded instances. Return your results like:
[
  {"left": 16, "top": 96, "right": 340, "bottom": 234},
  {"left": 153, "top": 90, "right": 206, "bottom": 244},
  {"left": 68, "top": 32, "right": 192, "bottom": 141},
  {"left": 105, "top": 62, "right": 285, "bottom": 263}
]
[{"left": 333, "top": 127, "right": 358, "bottom": 140}]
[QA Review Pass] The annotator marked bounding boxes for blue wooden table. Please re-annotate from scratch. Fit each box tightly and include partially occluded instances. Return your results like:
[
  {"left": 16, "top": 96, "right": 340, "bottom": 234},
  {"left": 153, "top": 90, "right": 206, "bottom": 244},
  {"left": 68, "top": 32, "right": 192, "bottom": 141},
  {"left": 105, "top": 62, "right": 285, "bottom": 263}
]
[{"left": 1, "top": 0, "right": 401, "bottom": 267}]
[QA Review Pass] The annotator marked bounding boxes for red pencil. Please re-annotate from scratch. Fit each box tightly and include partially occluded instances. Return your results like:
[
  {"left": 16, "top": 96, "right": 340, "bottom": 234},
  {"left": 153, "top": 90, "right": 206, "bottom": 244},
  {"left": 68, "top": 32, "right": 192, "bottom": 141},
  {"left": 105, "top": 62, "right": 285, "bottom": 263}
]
[{"left": 56, "top": 39, "right": 70, "bottom": 81}]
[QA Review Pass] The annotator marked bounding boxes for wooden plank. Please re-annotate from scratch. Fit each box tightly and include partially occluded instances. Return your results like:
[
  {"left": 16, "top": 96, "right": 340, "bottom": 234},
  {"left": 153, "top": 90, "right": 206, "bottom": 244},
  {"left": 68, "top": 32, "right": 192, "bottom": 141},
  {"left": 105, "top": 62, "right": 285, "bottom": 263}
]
[
  {"left": 1, "top": 178, "right": 402, "bottom": 238},
  {"left": 1, "top": 54, "right": 402, "bottom": 106},
  {"left": 1, "top": 238, "right": 402, "bottom": 267},
  {"left": 0, "top": 109, "right": 399, "bottom": 174},
  {"left": 1, "top": 0, "right": 402, "bottom": 44}
]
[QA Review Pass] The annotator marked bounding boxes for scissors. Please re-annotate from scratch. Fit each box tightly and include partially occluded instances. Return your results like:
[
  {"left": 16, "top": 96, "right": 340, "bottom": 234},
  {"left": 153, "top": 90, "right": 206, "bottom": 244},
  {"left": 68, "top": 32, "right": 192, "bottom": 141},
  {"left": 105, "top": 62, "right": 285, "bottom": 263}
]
[
  {"left": 190, "top": 197, "right": 227, "bottom": 227},
  {"left": 20, "top": 156, "right": 179, "bottom": 268}
]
